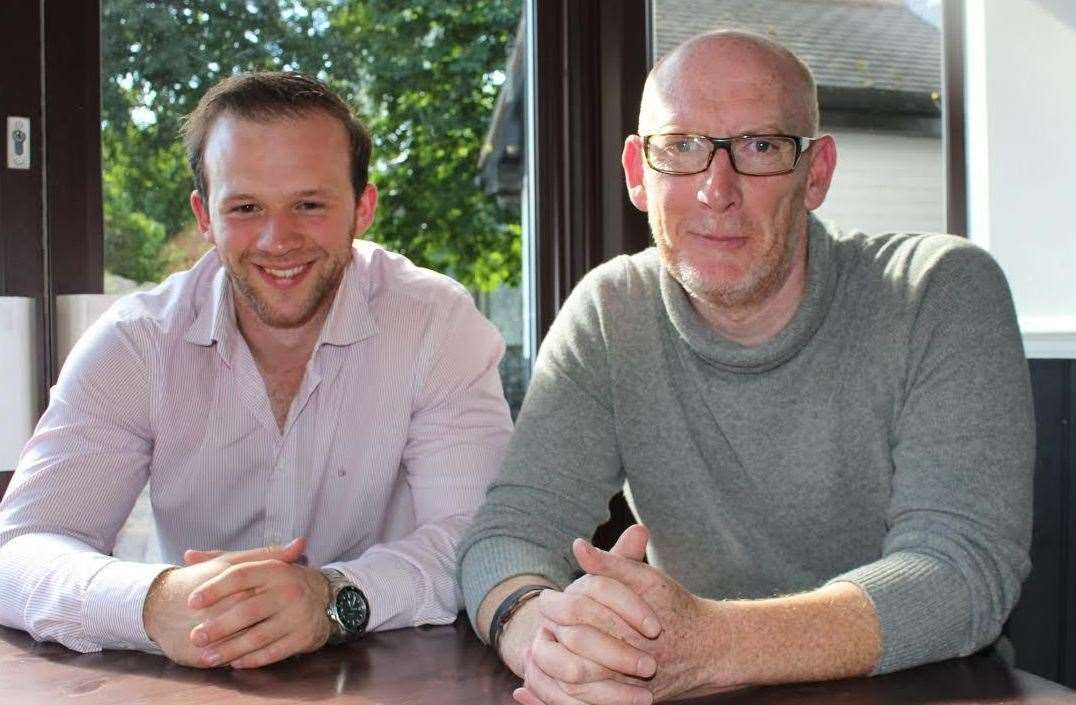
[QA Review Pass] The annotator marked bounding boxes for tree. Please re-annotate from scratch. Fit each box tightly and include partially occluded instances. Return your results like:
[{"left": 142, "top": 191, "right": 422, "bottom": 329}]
[{"left": 101, "top": 0, "right": 521, "bottom": 291}]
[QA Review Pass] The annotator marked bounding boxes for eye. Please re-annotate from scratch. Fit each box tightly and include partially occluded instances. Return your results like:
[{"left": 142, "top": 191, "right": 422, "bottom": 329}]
[
  {"left": 230, "top": 203, "right": 258, "bottom": 214},
  {"left": 297, "top": 200, "right": 325, "bottom": 211},
  {"left": 670, "top": 136, "right": 706, "bottom": 153},
  {"left": 750, "top": 139, "right": 775, "bottom": 153}
]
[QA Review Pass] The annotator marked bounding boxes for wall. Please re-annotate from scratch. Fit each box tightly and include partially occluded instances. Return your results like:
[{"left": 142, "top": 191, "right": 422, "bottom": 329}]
[
  {"left": 965, "top": 0, "right": 1076, "bottom": 358},
  {"left": 816, "top": 128, "right": 946, "bottom": 235},
  {"left": 0, "top": 298, "right": 37, "bottom": 470}
]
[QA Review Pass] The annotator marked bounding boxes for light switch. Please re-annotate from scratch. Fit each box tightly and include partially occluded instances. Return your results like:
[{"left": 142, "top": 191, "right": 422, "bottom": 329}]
[{"left": 7, "top": 117, "right": 30, "bottom": 170}]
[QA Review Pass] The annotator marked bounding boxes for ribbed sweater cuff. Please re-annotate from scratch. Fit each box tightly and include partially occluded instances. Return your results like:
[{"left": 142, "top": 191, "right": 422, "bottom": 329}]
[
  {"left": 829, "top": 551, "right": 972, "bottom": 674},
  {"left": 459, "top": 536, "right": 576, "bottom": 634}
]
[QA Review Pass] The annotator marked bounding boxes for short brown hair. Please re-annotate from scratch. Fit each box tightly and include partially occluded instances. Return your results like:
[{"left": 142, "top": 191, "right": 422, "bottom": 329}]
[{"left": 180, "top": 72, "right": 372, "bottom": 199}]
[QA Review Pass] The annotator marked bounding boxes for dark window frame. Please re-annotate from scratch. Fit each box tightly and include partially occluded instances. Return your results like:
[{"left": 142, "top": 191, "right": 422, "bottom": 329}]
[
  {"left": 3, "top": 0, "right": 967, "bottom": 410},
  {"left": 0, "top": 0, "right": 103, "bottom": 413}
]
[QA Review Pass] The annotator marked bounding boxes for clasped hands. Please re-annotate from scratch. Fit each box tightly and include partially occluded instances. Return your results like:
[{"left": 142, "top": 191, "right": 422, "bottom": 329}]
[
  {"left": 507, "top": 525, "right": 733, "bottom": 705},
  {"left": 142, "top": 536, "right": 332, "bottom": 669}
]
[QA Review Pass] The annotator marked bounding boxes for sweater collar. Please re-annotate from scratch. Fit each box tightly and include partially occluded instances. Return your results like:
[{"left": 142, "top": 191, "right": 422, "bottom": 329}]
[{"left": 660, "top": 214, "right": 838, "bottom": 373}]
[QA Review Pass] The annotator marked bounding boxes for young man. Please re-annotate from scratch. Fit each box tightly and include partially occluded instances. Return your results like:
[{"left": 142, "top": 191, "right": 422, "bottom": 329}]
[
  {"left": 0, "top": 73, "right": 513, "bottom": 669},
  {"left": 459, "top": 31, "right": 1033, "bottom": 705}
]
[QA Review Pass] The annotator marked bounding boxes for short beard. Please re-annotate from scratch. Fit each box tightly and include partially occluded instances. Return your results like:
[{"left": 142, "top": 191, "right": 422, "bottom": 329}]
[
  {"left": 665, "top": 225, "right": 799, "bottom": 310},
  {"left": 229, "top": 248, "right": 351, "bottom": 329}
]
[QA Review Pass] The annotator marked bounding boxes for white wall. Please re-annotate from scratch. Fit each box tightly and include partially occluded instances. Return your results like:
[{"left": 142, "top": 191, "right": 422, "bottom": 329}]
[
  {"left": 815, "top": 128, "right": 946, "bottom": 236},
  {"left": 55, "top": 294, "right": 123, "bottom": 370},
  {"left": 965, "top": 0, "right": 1076, "bottom": 358},
  {"left": 0, "top": 298, "right": 38, "bottom": 469}
]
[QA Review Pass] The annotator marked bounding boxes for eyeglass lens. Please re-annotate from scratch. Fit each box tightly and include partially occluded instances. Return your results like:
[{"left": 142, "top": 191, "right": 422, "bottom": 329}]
[{"left": 646, "top": 134, "right": 799, "bottom": 175}]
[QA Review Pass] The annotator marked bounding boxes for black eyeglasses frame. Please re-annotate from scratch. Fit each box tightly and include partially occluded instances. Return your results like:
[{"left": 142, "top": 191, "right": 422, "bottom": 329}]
[{"left": 641, "top": 133, "right": 817, "bottom": 177}]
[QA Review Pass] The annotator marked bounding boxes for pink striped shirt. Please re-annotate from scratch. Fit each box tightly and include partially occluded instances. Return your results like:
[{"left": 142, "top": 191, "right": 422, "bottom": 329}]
[{"left": 0, "top": 242, "right": 512, "bottom": 653}]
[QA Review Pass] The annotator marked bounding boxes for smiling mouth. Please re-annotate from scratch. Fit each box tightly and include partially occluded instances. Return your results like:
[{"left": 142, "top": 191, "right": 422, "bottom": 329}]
[
  {"left": 260, "top": 263, "right": 309, "bottom": 278},
  {"left": 252, "top": 261, "right": 315, "bottom": 288}
]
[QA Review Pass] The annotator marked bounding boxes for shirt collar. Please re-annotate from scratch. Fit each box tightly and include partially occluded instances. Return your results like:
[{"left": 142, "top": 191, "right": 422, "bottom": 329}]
[
  {"left": 184, "top": 262, "right": 238, "bottom": 364},
  {"left": 316, "top": 249, "right": 378, "bottom": 348},
  {"left": 183, "top": 246, "right": 378, "bottom": 362}
]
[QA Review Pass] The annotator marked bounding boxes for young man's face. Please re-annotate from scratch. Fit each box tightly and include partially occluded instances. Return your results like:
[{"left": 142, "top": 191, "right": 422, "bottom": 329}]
[
  {"left": 623, "top": 43, "right": 834, "bottom": 310},
  {"left": 191, "top": 110, "right": 376, "bottom": 330}
]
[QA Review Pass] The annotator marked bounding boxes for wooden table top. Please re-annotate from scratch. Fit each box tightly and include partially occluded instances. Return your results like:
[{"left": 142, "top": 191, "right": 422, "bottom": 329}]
[{"left": 3, "top": 619, "right": 1075, "bottom": 705}]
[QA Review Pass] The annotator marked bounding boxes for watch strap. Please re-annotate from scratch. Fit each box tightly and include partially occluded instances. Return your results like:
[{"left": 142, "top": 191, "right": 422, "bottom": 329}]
[
  {"left": 489, "top": 584, "right": 548, "bottom": 656},
  {"left": 321, "top": 569, "right": 367, "bottom": 643}
]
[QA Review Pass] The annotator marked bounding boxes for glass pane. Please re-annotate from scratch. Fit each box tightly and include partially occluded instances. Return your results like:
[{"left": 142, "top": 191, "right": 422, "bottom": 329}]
[
  {"left": 100, "top": 0, "right": 529, "bottom": 414},
  {"left": 100, "top": 1, "right": 530, "bottom": 559},
  {"left": 650, "top": 0, "right": 945, "bottom": 234}
]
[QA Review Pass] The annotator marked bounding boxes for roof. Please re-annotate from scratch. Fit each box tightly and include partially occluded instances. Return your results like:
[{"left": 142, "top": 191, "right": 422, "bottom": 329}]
[
  {"left": 653, "top": 0, "right": 942, "bottom": 115},
  {"left": 479, "top": 0, "right": 944, "bottom": 199}
]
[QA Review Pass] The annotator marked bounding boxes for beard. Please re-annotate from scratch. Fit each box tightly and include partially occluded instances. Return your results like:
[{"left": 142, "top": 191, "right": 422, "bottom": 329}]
[
  {"left": 660, "top": 222, "right": 800, "bottom": 310},
  {"left": 227, "top": 245, "right": 352, "bottom": 330},
  {"left": 654, "top": 180, "right": 808, "bottom": 310}
]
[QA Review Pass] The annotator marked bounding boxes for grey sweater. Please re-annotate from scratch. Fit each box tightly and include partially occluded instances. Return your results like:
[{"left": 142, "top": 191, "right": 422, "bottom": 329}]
[{"left": 458, "top": 216, "right": 1034, "bottom": 675}]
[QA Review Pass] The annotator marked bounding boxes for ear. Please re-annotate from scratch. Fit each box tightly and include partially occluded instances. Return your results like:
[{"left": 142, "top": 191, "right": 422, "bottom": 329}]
[
  {"left": 352, "top": 183, "right": 379, "bottom": 238},
  {"left": 622, "top": 135, "right": 649, "bottom": 212},
  {"left": 190, "top": 190, "right": 214, "bottom": 244},
  {"left": 803, "top": 135, "right": 837, "bottom": 211}
]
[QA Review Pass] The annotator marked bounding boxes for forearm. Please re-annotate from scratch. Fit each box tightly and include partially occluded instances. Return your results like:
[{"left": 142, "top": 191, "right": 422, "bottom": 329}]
[
  {"left": 475, "top": 574, "right": 558, "bottom": 676},
  {"left": 0, "top": 533, "right": 172, "bottom": 652},
  {"left": 323, "top": 514, "right": 478, "bottom": 631},
  {"left": 712, "top": 581, "right": 880, "bottom": 690}
]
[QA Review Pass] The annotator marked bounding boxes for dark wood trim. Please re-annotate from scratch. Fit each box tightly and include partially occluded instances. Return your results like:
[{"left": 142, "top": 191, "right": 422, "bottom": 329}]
[
  {"left": 942, "top": 0, "right": 967, "bottom": 237},
  {"left": 43, "top": 0, "right": 103, "bottom": 388},
  {"left": 45, "top": 0, "right": 103, "bottom": 299},
  {"left": 0, "top": 1, "right": 45, "bottom": 299},
  {"left": 596, "top": 0, "right": 651, "bottom": 266},
  {"left": 0, "top": 0, "right": 49, "bottom": 414},
  {"left": 0, "top": 471, "right": 11, "bottom": 500},
  {"left": 529, "top": 0, "right": 649, "bottom": 340},
  {"left": 1007, "top": 361, "right": 1068, "bottom": 681},
  {"left": 1064, "top": 361, "right": 1076, "bottom": 684}
]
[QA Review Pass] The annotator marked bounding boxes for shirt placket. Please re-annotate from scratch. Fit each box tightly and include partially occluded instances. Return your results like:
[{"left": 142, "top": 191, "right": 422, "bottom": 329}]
[{"left": 261, "top": 350, "right": 324, "bottom": 548}]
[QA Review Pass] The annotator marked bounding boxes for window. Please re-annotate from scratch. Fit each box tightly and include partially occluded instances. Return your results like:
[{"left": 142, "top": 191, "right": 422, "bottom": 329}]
[
  {"left": 650, "top": 0, "right": 946, "bottom": 235},
  {"left": 100, "top": 0, "right": 529, "bottom": 413}
]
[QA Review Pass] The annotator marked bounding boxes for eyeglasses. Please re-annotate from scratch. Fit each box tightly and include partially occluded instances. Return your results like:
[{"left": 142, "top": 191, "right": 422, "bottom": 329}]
[{"left": 642, "top": 133, "right": 816, "bottom": 176}]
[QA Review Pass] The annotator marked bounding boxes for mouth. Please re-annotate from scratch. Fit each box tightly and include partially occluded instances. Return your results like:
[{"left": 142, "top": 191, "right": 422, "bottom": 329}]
[
  {"left": 689, "top": 231, "right": 748, "bottom": 250},
  {"left": 253, "top": 261, "right": 314, "bottom": 289}
]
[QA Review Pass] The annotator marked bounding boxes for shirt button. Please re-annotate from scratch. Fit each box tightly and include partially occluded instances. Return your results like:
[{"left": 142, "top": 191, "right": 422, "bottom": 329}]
[{"left": 274, "top": 458, "right": 285, "bottom": 473}]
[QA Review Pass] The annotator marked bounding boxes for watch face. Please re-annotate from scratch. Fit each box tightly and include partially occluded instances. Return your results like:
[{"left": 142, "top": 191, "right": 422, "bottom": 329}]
[{"left": 335, "top": 586, "right": 369, "bottom": 634}]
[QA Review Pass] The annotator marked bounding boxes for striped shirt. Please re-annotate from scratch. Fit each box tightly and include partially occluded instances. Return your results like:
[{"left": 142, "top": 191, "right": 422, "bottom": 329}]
[{"left": 0, "top": 242, "right": 513, "bottom": 653}]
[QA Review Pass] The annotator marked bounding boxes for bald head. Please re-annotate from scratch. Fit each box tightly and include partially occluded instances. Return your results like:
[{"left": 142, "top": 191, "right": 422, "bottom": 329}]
[{"left": 640, "top": 30, "right": 819, "bottom": 137}]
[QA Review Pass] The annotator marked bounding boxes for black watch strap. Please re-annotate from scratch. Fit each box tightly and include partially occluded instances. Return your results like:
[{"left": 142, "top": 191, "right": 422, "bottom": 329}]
[{"left": 489, "top": 584, "right": 548, "bottom": 656}]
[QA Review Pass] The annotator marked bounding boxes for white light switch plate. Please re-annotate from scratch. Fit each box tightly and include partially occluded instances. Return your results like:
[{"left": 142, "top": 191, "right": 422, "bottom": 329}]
[{"left": 7, "top": 117, "right": 30, "bottom": 170}]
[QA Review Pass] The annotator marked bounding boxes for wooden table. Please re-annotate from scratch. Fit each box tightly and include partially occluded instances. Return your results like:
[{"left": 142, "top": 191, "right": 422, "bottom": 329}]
[{"left": 3, "top": 620, "right": 1075, "bottom": 705}]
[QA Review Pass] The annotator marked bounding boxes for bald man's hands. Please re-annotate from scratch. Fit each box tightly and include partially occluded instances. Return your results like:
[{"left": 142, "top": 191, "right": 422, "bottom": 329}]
[
  {"left": 514, "top": 525, "right": 734, "bottom": 705},
  {"left": 505, "top": 526, "right": 660, "bottom": 705}
]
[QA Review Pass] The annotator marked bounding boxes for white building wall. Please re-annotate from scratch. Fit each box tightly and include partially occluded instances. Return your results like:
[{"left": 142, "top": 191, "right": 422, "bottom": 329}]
[
  {"left": 814, "top": 128, "right": 946, "bottom": 236},
  {"left": 965, "top": 0, "right": 1076, "bottom": 358}
]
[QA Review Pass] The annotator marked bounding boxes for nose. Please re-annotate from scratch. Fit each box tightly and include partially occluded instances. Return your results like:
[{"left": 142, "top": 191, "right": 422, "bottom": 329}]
[
  {"left": 696, "top": 146, "right": 741, "bottom": 212},
  {"left": 256, "top": 211, "right": 303, "bottom": 255}
]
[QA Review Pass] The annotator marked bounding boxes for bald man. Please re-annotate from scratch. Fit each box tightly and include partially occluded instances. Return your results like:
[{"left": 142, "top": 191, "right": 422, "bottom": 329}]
[{"left": 458, "top": 30, "right": 1033, "bottom": 704}]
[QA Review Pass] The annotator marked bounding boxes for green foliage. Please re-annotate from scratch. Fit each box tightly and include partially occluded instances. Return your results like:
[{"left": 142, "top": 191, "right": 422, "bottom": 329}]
[{"left": 101, "top": 0, "right": 521, "bottom": 290}]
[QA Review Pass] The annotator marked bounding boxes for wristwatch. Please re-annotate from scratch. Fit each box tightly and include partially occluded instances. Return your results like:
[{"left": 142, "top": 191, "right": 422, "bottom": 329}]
[{"left": 321, "top": 569, "right": 370, "bottom": 644}]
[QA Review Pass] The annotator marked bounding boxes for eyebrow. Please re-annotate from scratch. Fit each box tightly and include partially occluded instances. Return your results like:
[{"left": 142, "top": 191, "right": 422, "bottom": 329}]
[{"left": 219, "top": 189, "right": 336, "bottom": 203}]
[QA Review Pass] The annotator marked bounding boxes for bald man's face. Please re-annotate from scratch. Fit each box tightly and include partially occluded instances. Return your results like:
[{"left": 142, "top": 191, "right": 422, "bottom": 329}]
[{"left": 623, "top": 44, "right": 834, "bottom": 310}]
